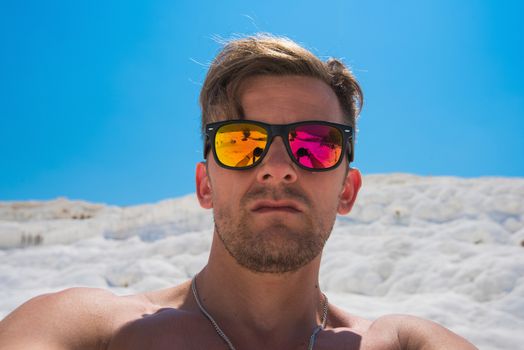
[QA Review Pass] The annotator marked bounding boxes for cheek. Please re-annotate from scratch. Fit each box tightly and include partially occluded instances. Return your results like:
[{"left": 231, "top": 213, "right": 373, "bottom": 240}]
[
  {"left": 209, "top": 169, "right": 249, "bottom": 206},
  {"left": 310, "top": 174, "right": 345, "bottom": 211},
  {"left": 312, "top": 170, "right": 345, "bottom": 193},
  {"left": 324, "top": 190, "right": 344, "bottom": 214}
]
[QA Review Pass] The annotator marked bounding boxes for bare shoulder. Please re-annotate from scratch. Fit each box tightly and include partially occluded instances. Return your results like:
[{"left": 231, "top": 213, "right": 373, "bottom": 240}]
[
  {"left": 326, "top": 303, "right": 374, "bottom": 331},
  {"left": 317, "top": 307, "right": 477, "bottom": 350},
  {"left": 0, "top": 287, "right": 155, "bottom": 350},
  {"left": 370, "top": 314, "right": 478, "bottom": 350},
  {"left": 107, "top": 280, "right": 223, "bottom": 350},
  {"left": 317, "top": 305, "right": 399, "bottom": 350}
]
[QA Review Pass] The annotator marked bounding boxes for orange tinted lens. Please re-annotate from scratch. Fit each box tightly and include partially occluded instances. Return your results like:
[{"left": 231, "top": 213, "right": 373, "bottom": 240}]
[{"left": 215, "top": 123, "right": 268, "bottom": 167}]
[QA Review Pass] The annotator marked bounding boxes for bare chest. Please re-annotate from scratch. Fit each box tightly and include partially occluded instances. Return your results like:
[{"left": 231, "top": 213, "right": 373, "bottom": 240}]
[{"left": 107, "top": 312, "right": 399, "bottom": 350}]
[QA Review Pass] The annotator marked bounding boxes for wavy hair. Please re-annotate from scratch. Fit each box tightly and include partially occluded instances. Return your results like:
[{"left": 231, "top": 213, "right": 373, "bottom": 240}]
[{"left": 199, "top": 34, "right": 363, "bottom": 137}]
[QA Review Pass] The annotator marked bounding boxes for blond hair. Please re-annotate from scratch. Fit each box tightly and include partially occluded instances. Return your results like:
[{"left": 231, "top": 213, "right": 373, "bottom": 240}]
[{"left": 199, "top": 34, "right": 363, "bottom": 136}]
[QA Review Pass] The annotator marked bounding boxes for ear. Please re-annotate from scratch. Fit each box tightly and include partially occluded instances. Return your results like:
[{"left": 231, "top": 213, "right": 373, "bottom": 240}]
[
  {"left": 196, "top": 162, "right": 213, "bottom": 209},
  {"left": 337, "top": 168, "right": 362, "bottom": 215}
]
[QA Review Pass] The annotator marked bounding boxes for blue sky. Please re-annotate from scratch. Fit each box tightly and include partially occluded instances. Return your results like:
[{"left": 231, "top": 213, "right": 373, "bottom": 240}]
[{"left": 1, "top": 0, "right": 523, "bottom": 205}]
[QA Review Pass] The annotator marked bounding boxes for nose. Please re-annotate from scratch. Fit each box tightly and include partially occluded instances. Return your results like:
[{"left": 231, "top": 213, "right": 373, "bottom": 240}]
[{"left": 256, "top": 136, "right": 298, "bottom": 184}]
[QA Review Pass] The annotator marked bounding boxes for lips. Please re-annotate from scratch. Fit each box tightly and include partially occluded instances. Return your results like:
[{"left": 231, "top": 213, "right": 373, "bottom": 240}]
[{"left": 251, "top": 200, "right": 303, "bottom": 213}]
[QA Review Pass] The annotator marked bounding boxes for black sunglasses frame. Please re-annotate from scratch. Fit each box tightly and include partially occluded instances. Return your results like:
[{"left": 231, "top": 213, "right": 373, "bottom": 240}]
[{"left": 203, "top": 119, "right": 354, "bottom": 172}]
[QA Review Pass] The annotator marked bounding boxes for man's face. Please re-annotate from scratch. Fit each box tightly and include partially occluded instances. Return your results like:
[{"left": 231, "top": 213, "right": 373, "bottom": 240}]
[{"left": 196, "top": 75, "right": 361, "bottom": 273}]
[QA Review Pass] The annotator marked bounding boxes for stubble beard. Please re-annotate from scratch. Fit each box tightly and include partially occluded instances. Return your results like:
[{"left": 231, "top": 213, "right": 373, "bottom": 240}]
[{"left": 214, "top": 185, "right": 337, "bottom": 274}]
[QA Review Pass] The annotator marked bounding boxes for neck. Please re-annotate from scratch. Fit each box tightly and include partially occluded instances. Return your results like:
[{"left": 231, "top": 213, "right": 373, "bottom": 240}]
[{"left": 194, "top": 231, "right": 326, "bottom": 348}]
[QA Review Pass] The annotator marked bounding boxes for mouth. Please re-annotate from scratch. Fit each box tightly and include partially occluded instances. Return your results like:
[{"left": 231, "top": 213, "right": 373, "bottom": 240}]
[{"left": 251, "top": 201, "right": 303, "bottom": 214}]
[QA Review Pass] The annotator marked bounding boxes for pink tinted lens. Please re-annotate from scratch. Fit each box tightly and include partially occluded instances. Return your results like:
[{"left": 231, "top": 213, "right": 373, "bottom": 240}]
[{"left": 288, "top": 124, "right": 343, "bottom": 169}]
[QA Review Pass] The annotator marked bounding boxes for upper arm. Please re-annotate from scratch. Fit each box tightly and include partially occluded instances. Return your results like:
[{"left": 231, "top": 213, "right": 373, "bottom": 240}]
[
  {"left": 0, "top": 288, "right": 118, "bottom": 350},
  {"left": 388, "top": 315, "right": 478, "bottom": 350}
]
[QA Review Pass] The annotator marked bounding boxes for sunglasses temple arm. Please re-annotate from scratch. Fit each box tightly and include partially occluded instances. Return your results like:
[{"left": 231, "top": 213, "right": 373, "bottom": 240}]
[
  {"left": 203, "top": 136, "right": 210, "bottom": 160},
  {"left": 348, "top": 139, "right": 354, "bottom": 163}
]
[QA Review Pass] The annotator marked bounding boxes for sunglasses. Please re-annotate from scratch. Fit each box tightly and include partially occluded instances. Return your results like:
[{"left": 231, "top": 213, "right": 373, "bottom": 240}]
[{"left": 203, "top": 120, "right": 354, "bottom": 171}]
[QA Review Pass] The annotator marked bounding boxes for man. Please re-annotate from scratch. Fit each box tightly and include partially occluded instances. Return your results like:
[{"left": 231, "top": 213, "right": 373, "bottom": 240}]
[{"left": 0, "top": 34, "right": 477, "bottom": 349}]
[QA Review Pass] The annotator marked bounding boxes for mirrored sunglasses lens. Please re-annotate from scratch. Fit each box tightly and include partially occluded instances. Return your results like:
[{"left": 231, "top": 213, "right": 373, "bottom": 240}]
[
  {"left": 215, "top": 123, "right": 268, "bottom": 168},
  {"left": 289, "top": 124, "right": 343, "bottom": 169}
]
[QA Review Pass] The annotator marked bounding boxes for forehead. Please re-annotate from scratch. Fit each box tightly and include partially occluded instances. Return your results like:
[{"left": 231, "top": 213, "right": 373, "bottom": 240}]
[{"left": 239, "top": 75, "right": 345, "bottom": 124}]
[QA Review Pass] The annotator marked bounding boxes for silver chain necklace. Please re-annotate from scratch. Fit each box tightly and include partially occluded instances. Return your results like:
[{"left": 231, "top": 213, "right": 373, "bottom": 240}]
[{"left": 191, "top": 276, "right": 328, "bottom": 350}]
